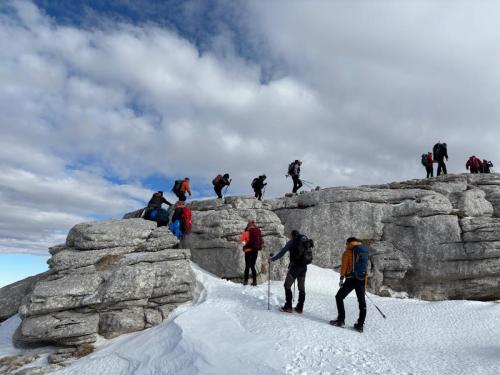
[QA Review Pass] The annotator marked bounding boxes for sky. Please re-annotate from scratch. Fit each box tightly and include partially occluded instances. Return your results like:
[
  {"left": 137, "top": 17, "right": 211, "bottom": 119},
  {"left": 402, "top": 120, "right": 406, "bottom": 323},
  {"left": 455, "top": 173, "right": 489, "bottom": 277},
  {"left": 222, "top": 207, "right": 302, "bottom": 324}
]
[{"left": 1, "top": 0, "right": 500, "bottom": 284}]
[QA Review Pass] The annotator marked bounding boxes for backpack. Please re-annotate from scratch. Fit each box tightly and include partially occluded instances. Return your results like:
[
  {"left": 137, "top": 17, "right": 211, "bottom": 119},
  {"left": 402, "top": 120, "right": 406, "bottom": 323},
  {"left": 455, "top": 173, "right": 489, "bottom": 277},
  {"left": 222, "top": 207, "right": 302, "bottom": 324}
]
[
  {"left": 421, "top": 154, "right": 427, "bottom": 167},
  {"left": 247, "top": 227, "right": 263, "bottom": 251},
  {"left": 433, "top": 143, "right": 443, "bottom": 159},
  {"left": 251, "top": 178, "right": 258, "bottom": 189},
  {"left": 290, "top": 235, "right": 314, "bottom": 266},
  {"left": 352, "top": 245, "right": 369, "bottom": 281},
  {"left": 287, "top": 162, "right": 295, "bottom": 176},
  {"left": 182, "top": 207, "right": 192, "bottom": 234},
  {"left": 172, "top": 180, "right": 183, "bottom": 195},
  {"left": 212, "top": 175, "right": 222, "bottom": 186}
]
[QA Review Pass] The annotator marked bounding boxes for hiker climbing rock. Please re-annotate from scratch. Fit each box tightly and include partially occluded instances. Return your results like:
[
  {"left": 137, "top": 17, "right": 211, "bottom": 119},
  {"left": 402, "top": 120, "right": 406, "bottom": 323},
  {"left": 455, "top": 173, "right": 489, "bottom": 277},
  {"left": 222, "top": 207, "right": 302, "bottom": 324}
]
[
  {"left": 287, "top": 160, "right": 303, "bottom": 194},
  {"left": 481, "top": 160, "right": 493, "bottom": 173},
  {"left": 251, "top": 175, "right": 267, "bottom": 201},
  {"left": 169, "top": 201, "right": 192, "bottom": 238},
  {"left": 144, "top": 191, "right": 172, "bottom": 227},
  {"left": 330, "top": 237, "right": 368, "bottom": 333},
  {"left": 268, "top": 230, "right": 314, "bottom": 313},
  {"left": 240, "top": 220, "right": 263, "bottom": 285},
  {"left": 433, "top": 142, "right": 448, "bottom": 176},
  {"left": 213, "top": 173, "right": 231, "bottom": 199},
  {"left": 421, "top": 152, "right": 433, "bottom": 178},
  {"left": 466, "top": 156, "right": 482, "bottom": 174},
  {"left": 172, "top": 177, "right": 192, "bottom": 201}
]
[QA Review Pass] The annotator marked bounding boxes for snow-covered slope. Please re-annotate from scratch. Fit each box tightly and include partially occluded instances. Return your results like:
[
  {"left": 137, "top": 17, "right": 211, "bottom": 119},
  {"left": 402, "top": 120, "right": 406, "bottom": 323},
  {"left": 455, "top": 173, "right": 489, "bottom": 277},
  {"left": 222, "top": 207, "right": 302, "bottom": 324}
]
[{"left": 6, "top": 264, "right": 499, "bottom": 375}]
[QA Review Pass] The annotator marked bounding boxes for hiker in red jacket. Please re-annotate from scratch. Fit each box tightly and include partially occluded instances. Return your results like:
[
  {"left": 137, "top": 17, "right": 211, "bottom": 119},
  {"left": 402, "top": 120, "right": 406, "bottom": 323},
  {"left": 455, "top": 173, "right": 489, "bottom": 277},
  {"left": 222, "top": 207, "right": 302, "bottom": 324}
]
[
  {"left": 239, "top": 221, "right": 263, "bottom": 286},
  {"left": 466, "top": 156, "right": 482, "bottom": 174}
]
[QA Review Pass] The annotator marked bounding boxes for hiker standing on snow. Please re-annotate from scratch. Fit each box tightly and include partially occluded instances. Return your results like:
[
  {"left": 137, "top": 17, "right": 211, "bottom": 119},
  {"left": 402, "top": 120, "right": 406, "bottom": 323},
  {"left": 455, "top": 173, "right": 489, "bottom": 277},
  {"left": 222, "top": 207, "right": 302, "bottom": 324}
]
[
  {"left": 268, "top": 230, "right": 314, "bottom": 314},
  {"left": 172, "top": 177, "right": 192, "bottom": 201},
  {"left": 213, "top": 173, "right": 231, "bottom": 199},
  {"left": 251, "top": 175, "right": 267, "bottom": 201},
  {"left": 240, "top": 221, "right": 263, "bottom": 286},
  {"left": 144, "top": 191, "right": 172, "bottom": 227},
  {"left": 433, "top": 142, "right": 448, "bottom": 176},
  {"left": 288, "top": 160, "right": 303, "bottom": 194},
  {"left": 330, "top": 237, "right": 369, "bottom": 333}
]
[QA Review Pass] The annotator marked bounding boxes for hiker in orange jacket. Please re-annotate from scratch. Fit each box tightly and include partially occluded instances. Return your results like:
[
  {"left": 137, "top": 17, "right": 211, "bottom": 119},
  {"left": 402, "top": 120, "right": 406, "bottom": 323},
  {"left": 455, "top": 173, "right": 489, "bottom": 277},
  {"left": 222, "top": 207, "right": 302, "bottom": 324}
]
[{"left": 239, "top": 221, "right": 263, "bottom": 286}]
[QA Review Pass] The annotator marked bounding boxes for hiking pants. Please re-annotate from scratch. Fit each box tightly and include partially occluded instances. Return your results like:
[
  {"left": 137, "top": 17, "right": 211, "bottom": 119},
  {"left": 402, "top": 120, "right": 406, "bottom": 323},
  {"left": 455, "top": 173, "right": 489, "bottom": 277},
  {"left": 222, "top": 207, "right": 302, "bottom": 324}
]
[
  {"left": 284, "top": 265, "right": 306, "bottom": 309},
  {"left": 244, "top": 251, "right": 258, "bottom": 284},
  {"left": 175, "top": 191, "right": 187, "bottom": 202},
  {"left": 426, "top": 165, "right": 433, "bottom": 178},
  {"left": 335, "top": 278, "right": 366, "bottom": 325},
  {"left": 292, "top": 176, "right": 303, "bottom": 193},
  {"left": 437, "top": 158, "right": 447, "bottom": 176},
  {"left": 254, "top": 188, "right": 263, "bottom": 201},
  {"left": 214, "top": 185, "right": 223, "bottom": 199},
  {"left": 470, "top": 167, "right": 479, "bottom": 174}
]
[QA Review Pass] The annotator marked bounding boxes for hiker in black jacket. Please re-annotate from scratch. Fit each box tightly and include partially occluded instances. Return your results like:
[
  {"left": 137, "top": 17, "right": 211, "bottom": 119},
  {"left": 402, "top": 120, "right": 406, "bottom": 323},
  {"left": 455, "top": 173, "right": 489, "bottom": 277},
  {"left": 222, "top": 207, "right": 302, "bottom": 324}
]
[
  {"left": 213, "top": 173, "right": 231, "bottom": 199},
  {"left": 252, "top": 175, "right": 267, "bottom": 200},
  {"left": 144, "top": 191, "right": 172, "bottom": 226},
  {"left": 268, "top": 230, "right": 309, "bottom": 314},
  {"left": 289, "top": 160, "right": 303, "bottom": 194},
  {"left": 433, "top": 142, "right": 448, "bottom": 176}
]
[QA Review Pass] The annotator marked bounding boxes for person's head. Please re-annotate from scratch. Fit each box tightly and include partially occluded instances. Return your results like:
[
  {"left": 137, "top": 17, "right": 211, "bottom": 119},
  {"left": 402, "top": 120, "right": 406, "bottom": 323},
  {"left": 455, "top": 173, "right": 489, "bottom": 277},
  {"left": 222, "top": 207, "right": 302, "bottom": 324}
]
[
  {"left": 442, "top": 143, "right": 447, "bottom": 147},
  {"left": 157, "top": 191, "right": 163, "bottom": 196},
  {"left": 184, "top": 177, "right": 190, "bottom": 181},
  {"left": 260, "top": 174, "right": 266, "bottom": 179},
  {"left": 346, "top": 237, "right": 361, "bottom": 249},
  {"left": 298, "top": 160, "right": 303, "bottom": 165},
  {"left": 428, "top": 152, "right": 432, "bottom": 156},
  {"left": 176, "top": 201, "right": 184, "bottom": 207},
  {"left": 223, "top": 173, "right": 229, "bottom": 179},
  {"left": 246, "top": 220, "right": 256, "bottom": 229},
  {"left": 291, "top": 230, "right": 300, "bottom": 239}
]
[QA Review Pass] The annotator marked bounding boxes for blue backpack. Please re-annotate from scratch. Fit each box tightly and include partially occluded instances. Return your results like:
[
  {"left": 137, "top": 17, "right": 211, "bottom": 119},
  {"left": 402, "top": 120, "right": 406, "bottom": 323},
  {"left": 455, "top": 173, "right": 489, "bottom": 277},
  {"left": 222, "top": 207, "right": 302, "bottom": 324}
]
[{"left": 352, "top": 245, "right": 369, "bottom": 280}]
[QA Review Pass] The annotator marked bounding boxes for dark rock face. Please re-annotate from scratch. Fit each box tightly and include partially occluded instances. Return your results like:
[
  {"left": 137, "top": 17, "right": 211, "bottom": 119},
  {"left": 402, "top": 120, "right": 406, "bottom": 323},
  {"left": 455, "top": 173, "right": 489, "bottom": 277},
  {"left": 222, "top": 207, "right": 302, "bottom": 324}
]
[
  {"left": 268, "top": 174, "right": 500, "bottom": 301},
  {"left": 15, "top": 219, "right": 195, "bottom": 346}
]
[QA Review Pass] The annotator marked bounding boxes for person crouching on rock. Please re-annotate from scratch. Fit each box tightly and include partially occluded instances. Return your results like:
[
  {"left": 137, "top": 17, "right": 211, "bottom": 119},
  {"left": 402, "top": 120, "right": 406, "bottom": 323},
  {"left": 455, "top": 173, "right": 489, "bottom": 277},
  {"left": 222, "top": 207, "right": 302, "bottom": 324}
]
[
  {"left": 330, "top": 237, "right": 369, "bottom": 332},
  {"left": 169, "top": 201, "right": 192, "bottom": 239},
  {"left": 239, "top": 221, "right": 263, "bottom": 286},
  {"left": 212, "top": 173, "right": 231, "bottom": 199},
  {"left": 144, "top": 191, "right": 172, "bottom": 227},
  {"left": 268, "top": 230, "right": 314, "bottom": 314}
]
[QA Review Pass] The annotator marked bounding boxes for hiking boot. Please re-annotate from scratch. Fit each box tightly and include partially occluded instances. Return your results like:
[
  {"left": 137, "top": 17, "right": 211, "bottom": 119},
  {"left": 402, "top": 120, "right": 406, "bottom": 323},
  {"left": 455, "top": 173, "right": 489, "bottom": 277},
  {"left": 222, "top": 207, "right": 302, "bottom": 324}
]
[
  {"left": 329, "top": 319, "right": 345, "bottom": 327},
  {"left": 243, "top": 279, "right": 248, "bottom": 286},
  {"left": 353, "top": 323, "right": 364, "bottom": 333},
  {"left": 280, "top": 305, "right": 293, "bottom": 313},
  {"left": 294, "top": 306, "right": 303, "bottom": 314},
  {"left": 251, "top": 281, "right": 257, "bottom": 286}
]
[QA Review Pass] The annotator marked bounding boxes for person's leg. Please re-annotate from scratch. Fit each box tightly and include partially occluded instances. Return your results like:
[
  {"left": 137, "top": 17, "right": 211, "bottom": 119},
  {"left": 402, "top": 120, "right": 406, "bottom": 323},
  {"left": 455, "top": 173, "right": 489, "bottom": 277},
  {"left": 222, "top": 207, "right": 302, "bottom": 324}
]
[
  {"left": 215, "top": 186, "right": 222, "bottom": 199},
  {"left": 283, "top": 272, "right": 296, "bottom": 309},
  {"left": 292, "top": 176, "right": 298, "bottom": 193},
  {"left": 354, "top": 280, "right": 367, "bottom": 326},
  {"left": 244, "top": 251, "right": 251, "bottom": 285},
  {"left": 426, "top": 167, "right": 431, "bottom": 178},
  {"left": 437, "top": 160, "right": 442, "bottom": 176},
  {"left": 180, "top": 192, "right": 187, "bottom": 201},
  {"left": 250, "top": 251, "right": 258, "bottom": 285},
  {"left": 296, "top": 271, "right": 306, "bottom": 311},
  {"left": 297, "top": 178, "right": 303, "bottom": 192},
  {"left": 442, "top": 161, "right": 447, "bottom": 175},
  {"left": 335, "top": 279, "right": 355, "bottom": 323}
]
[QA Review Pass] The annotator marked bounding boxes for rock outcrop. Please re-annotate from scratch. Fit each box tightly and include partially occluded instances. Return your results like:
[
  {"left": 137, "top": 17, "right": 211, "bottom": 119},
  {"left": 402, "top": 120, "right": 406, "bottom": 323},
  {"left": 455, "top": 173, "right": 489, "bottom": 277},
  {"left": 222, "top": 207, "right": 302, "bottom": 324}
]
[
  {"left": 183, "top": 197, "right": 289, "bottom": 282},
  {"left": 268, "top": 173, "right": 500, "bottom": 301},
  {"left": 15, "top": 219, "right": 195, "bottom": 347}
]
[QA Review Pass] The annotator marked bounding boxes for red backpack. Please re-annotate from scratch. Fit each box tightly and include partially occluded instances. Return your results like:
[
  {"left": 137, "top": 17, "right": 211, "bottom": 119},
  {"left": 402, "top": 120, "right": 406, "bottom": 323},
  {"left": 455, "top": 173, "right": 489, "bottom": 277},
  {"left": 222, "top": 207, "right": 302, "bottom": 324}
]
[
  {"left": 182, "top": 207, "right": 192, "bottom": 233},
  {"left": 247, "top": 227, "right": 263, "bottom": 251}
]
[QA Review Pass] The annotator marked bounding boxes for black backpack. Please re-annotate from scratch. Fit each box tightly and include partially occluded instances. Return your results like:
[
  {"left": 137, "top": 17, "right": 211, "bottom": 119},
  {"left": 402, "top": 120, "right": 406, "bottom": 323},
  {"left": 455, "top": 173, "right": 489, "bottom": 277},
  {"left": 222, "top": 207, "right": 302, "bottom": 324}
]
[
  {"left": 251, "top": 178, "right": 258, "bottom": 189},
  {"left": 421, "top": 154, "right": 427, "bottom": 167},
  {"left": 172, "top": 180, "right": 183, "bottom": 194},
  {"left": 287, "top": 162, "right": 295, "bottom": 176},
  {"left": 433, "top": 143, "right": 444, "bottom": 159},
  {"left": 291, "top": 235, "right": 314, "bottom": 266}
]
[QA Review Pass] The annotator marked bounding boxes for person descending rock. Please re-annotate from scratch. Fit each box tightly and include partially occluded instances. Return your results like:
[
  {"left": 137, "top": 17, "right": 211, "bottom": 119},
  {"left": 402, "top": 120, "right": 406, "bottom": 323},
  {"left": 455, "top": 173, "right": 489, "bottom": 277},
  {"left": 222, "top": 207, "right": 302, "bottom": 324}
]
[
  {"left": 213, "top": 173, "right": 231, "bottom": 199},
  {"left": 481, "top": 160, "right": 493, "bottom": 173},
  {"left": 466, "top": 156, "right": 482, "bottom": 174},
  {"left": 172, "top": 177, "right": 192, "bottom": 202},
  {"left": 251, "top": 175, "right": 267, "bottom": 200},
  {"left": 239, "top": 221, "right": 263, "bottom": 286},
  {"left": 433, "top": 142, "right": 448, "bottom": 176},
  {"left": 268, "top": 230, "right": 314, "bottom": 313},
  {"left": 144, "top": 191, "right": 172, "bottom": 227},
  {"left": 421, "top": 152, "right": 434, "bottom": 178},
  {"left": 330, "top": 237, "right": 369, "bottom": 333},
  {"left": 169, "top": 201, "right": 192, "bottom": 238},
  {"left": 287, "top": 160, "right": 303, "bottom": 194}
]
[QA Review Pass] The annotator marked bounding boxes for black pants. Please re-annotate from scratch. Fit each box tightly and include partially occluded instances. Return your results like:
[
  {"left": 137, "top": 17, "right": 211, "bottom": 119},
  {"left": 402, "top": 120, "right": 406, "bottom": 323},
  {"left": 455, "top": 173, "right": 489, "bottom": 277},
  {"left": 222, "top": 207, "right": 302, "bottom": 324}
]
[
  {"left": 426, "top": 165, "right": 433, "bottom": 178},
  {"left": 214, "top": 185, "right": 223, "bottom": 199},
  {"left": 292, "top": 176, "right": 303, "bottom": 193},
  {"left": 284, "top": 265, "right": 306, "bottom": 309},
  {"left": 244, "top": 251, "right": 258, "bottom": 284},
  {"left": 437, "top": 159, "right": 447, "bottom": 176},
  {"left": 175, "top": 192, "right": 187, "bottom": 201},
  {"left": 254, "top": 188, "right": 263, "bottom": 200},
  {"left": 335, "top": 277, "right": 367, "bottom": 325},
  {"left": 470, "top": 168, "right": 479, "bottom": 174}
]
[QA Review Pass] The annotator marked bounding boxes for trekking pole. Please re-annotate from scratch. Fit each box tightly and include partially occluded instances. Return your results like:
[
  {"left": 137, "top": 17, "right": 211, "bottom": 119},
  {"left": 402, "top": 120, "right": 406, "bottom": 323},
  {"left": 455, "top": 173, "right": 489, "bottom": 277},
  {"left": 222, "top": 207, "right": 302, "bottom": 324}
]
[
  {"left": 365, "top": 292, "right": 386, "bottom": 319},
  {"left": 293, "top": 281, "right": 296, "bottom": 302},
  {"left": 268, "top": 253, "right": 273, "bottom": 311}
]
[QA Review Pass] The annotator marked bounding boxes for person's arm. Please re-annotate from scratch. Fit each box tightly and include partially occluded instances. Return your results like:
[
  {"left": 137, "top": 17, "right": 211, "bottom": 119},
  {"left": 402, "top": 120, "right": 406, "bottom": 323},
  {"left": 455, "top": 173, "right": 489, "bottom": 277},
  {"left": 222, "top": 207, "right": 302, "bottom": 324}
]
[
  {"left": 162, "top": 197, "right": 172, "bottom": 206},
  {"left": 270, "top": 240, "right": 292, "bottom": 262}
]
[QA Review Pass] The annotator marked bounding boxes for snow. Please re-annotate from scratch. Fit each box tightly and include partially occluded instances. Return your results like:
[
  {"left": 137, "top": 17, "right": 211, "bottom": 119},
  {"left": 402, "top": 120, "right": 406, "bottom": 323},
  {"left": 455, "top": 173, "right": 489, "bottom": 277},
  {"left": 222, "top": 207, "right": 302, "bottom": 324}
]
[{"left": 3, "top": 264, "right": 500, "bottom": 374}]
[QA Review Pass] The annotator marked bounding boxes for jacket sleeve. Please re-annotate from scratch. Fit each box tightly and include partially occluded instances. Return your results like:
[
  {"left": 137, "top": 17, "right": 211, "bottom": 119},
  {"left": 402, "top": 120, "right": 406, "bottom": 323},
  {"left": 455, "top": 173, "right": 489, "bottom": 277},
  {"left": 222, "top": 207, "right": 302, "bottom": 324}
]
[
  {"left": 162, "top": 197, "right": 172, "bottom": 206},
  {"left": 182, "top": 181, "right": 191, "bottom": 194},
  {"left": 240, "top": 231, "right": 250, "bottom": 244},
  {"left": 340, "top": 250, "right": 352, "bottom": 277},
  {"left": 271, "top": 240, "right": 292, "bottom": 261}
]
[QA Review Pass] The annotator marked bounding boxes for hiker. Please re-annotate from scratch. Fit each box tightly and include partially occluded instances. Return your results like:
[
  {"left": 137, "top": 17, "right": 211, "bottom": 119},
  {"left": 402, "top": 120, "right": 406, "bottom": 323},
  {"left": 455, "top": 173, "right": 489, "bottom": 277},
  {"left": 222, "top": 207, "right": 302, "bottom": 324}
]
[
  {"left": 288, "top": 160, "right": 303, "bottom": 194},
  {"left": 251, "top": 175, "right": 267, "bottom": 201},
  {"left": 169, "top": 201, "right": 192, "bottom": 238},
  {"left": 268, "top": 230, "right": 314, "bottom": 313},
  {"left": 144, "top": 191, "right": 172, "bottom": 227},
  {"left": 213, "top": 173, "right": 231, "bottom": 199},
  {"left": 466, "top": 156, "right": 482, "bottom": 174},
  {"left": 421, "top": 152, "right": 433, "bottom": 178},
  {"left": 239, "top": 221, "right": 263, "bottom": 285},
  {"left": 432, "top": 142, "right": 448, "bottom": 176},
  {"left": 330, "top": 237, "right": 369, "bottom": 333},
  {"left": 172, "top": 178, "right": 192, "bottom": 202},
  {"left": 481, "top": 160, "right": 493, "bottom": 173}
]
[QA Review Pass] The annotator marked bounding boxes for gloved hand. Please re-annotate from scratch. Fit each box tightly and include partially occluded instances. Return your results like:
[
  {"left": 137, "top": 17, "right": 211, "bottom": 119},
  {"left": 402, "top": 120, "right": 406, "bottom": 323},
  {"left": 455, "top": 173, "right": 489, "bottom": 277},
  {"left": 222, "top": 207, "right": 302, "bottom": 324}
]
[
  {"left": 267, "top": 257, "right": 272, "bottom": 263},
  {"left": 339, "top": 276, "right": 345, "bottom": 287}
]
